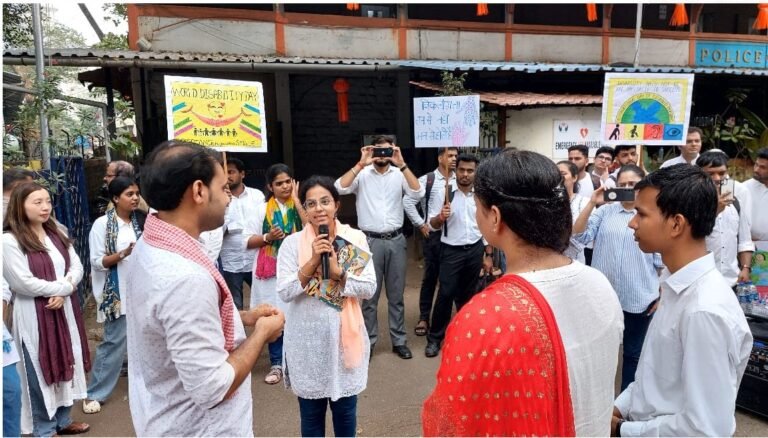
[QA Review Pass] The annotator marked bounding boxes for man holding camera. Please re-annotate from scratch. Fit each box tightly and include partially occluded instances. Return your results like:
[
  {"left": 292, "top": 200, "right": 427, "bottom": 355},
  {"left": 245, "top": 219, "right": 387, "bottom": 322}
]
[{"left": 335, "top": 136, "right": 424, "bottom": 360}]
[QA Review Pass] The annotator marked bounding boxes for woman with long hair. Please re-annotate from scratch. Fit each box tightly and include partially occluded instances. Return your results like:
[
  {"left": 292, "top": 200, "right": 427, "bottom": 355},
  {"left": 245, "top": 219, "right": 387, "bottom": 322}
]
[
  {"left": 246, "top": 163, "right": 305, "bottom": 385},
  {"left": 422, "top": 151, "right": 623, "bottom": 437},
  {"left": 557, "top": 160, "right": 591, "bottom": 263},
  {"left": 82, "top": 177, "right": 146, "bottom": 414},
  {"left": 2, "top": 182, "right": 91, "bottom": 436},
  {"left": 276, "top": 175, "right": 376, "bottom": 437}
]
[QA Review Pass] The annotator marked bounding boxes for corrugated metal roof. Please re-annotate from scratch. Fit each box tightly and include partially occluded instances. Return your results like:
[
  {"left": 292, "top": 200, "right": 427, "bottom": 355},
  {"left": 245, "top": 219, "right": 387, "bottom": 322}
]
[
  {"left": 2, "top": 49, "right": 398, "bottom": 65},
  {"left": 410, "top": 81, "right": 602, "bottom": 107},
  {"left": 398, "top": 60, "right": 768, "bottom": 76}
]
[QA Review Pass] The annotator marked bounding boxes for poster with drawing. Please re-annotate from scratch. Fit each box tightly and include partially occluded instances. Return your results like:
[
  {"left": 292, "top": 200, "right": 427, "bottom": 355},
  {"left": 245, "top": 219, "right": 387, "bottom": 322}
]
[
  {"left": 413, "top": 95, "right": 480, "bottom": 148},
  {"left": 164, "top": 75, "right": 268, "bottom": 152},
  {"left": 552, "top": 120, "right": 602, "bottom": 159},
  {"left": 600, "top": 73, "right": 694, "bottom": 146},
  {"left": 753, "top": 241, "right": 768, "bottom": 295}
]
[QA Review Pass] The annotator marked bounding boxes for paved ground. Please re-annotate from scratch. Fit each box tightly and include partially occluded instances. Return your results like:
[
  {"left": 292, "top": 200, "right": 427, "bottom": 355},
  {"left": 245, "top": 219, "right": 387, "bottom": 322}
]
[{"left": 70, "top": 239, "right": 768, "bottom": 436}]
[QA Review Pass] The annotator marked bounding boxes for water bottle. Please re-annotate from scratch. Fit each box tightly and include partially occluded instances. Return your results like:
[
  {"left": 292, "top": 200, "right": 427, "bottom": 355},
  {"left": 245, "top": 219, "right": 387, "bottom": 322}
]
[
  {"left": 748, "top": 283, "right": 762, "bottom": 317},
  {"left": 736, "top": 282, "right": 748, "bottom": 313},
  {"left": 743, "top": 282, "right": 755, "bottom": 315}
]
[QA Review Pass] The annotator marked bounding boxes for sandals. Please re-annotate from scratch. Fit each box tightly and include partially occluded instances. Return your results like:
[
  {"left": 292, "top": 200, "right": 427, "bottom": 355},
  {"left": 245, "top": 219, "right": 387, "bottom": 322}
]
[
  {"left": 82, "top": 399, "right": 101, "bottom": 414},
  {"left": 57, "top": 421, "right": 91, "bottom": 435},
  {"left": 414, "top": 320, "right": 429, "bottom": 337},
  {"left": 264, "top": 366, "right": 283, "bottom": 385}
]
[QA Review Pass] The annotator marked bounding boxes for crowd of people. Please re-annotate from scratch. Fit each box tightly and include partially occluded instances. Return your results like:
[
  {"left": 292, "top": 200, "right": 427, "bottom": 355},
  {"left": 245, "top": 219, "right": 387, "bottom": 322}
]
[{"left": 2, "top": 130, "right": 766, "bottom": 437}]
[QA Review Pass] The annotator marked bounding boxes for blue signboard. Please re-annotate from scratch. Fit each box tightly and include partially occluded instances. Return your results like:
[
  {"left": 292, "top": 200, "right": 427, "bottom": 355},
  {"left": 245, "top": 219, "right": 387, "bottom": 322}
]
[{"left": 695, "top": 41, "right": 767, "bottom": 69}]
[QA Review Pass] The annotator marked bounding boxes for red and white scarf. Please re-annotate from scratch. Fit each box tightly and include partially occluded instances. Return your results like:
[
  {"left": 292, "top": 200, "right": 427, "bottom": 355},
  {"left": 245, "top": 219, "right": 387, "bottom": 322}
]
[{"left": 142, "top": 214, "right": 235, "bottom": 351}]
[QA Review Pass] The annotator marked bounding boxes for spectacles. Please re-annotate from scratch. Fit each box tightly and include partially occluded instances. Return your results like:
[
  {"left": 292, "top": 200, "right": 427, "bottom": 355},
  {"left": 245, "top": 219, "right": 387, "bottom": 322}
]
[
  {"left": 303, "top": 197, "right": 333, "bottom": 210},
  {"left": 596, "top": 155, "right": 612, "bottom": 161}
]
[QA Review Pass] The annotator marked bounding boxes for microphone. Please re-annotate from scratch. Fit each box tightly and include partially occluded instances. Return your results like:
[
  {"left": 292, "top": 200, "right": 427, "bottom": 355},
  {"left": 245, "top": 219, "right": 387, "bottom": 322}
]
[{"left": 318, "top": 224, "right": 330, "bottom": 280}]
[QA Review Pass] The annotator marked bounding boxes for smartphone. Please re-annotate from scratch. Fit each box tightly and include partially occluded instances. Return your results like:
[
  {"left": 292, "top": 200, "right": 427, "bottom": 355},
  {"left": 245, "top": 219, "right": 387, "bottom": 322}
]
[
  {"left": 372, "top": 147, "right": 394, "bottom": 158},
  {"left": 604, "top": 188, "right": 635, "bottom": 202},
  {"left": 720, "top": 178, "right": 735, "bottom": 197}
]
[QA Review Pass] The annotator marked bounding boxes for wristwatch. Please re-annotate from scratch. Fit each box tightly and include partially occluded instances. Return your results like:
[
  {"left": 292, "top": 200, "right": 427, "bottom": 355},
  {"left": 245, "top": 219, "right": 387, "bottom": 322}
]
[
  {"left": 741, "top": 265, "right": 752, "bottom": 272},
  {"left": 118, "top": 250, "right": 126, "bottom": 260}
]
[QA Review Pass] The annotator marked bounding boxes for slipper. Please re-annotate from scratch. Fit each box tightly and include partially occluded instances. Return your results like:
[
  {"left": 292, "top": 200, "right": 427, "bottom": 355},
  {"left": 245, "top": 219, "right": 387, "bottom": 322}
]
[
  {"left": 414, "top": 320, "right": 428, "bottom": 337},
  {"left": 57, "top": 422, "right": 90, "bottom": 435},
  {"left": 82, "top": 399, "right": 101, "bottom": 414},
  {"left": 264, "top": 366, "right": 283, "bottom": 385}
]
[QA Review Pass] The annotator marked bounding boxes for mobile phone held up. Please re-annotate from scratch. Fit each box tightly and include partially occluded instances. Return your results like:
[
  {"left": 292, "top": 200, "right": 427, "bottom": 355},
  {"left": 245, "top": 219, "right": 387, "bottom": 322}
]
[
  {"left": 604, "top": 188, "right": 635, "bottom": 202},
  {"left": 720, "top": 178, "right": 735, "bottom": 197},
  {"left": 372, "top": 147, "right": 394, "bottom": 158}
]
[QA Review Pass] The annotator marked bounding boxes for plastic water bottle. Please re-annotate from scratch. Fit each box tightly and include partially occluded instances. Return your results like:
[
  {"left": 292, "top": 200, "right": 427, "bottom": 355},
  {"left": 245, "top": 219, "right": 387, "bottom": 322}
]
[
  {"left": 743, "top": 282, "right": 756, "bottom": 315},
  {"left": 736, "top": 282, "right": 746, "bottom": 312},
  {"left": 748, "top": 283, "right": 763, "bottom": 317}
]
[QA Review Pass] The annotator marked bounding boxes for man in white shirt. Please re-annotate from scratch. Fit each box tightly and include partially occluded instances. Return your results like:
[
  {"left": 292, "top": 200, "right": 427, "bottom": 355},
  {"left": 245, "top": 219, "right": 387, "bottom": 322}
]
[
  {"left": 221, "top": 158, "right": 266, "bottom": 309},
  {"left": 568, "top": 144, "right": 597, "bottom": 199},
  {"left": 696, "top": 151, "right": 754, "bottom": 286},
  {"left": 614, "top": 164, "right": 752, "bottom": 437},
  {"left": 402, "top": 147, "right": 457, "bottom": 337},
  {"left": 592, "top": 146, "right": 617, "bottom": 189},
  {"left": 610, "top": 145, "right": 639, "bottom": 178},
  {"left": 744, "top": 147, "right": 768, "bottom": 242},
  {"left": 659, "top": 126, "right": 702, "bottom": 168},
  {"left": 335, "top": 136, "right": 424, "bottom": 360},
  {"left": 424, "top": 154, "right": 492, "bottom": 358},
  {"left": 126, "top": 141, "right": 284, "bottom": 436}
]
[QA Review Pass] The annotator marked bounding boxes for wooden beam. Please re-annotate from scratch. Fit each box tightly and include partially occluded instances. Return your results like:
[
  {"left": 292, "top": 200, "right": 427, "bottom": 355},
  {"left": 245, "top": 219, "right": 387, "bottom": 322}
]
[
  {"left": 689, "top": 4, "right": 704, "bottom": 66},
  {"left": 398, "top": 4, "right": 408, "bottom": 59},
  {"left": 127, "top": 4, "right": 139, "bottom": 51},
  {"left": 602, "top": 4, "right": 614, "bottom": 64},
  {"left": 274, "top": 3, "right": 286, "bottom": 56},
  {"left": 505, "top": 4, "right": 514, "bottom": 61}
]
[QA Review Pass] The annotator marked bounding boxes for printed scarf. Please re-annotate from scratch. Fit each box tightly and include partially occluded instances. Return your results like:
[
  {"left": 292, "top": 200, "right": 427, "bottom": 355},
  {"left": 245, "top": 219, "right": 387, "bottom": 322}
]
[
  {"left": 255, "top": 197, "right": 302, "bottom": 279},
  {"left": 99, "top": 208, "right": 143, "bottom": 322},
  {"left": 142, "top": 214, "right": 236, "bottom": 352}
]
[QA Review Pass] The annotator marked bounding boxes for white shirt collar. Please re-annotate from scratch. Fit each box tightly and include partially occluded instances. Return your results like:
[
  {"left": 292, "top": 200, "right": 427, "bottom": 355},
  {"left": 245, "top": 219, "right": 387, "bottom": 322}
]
[
  {"left": 368, "top": 164, "right": 395, "bottom": 176},
  {"left": 433, "top": 168, "right": 455, "bottom": 181},
  {"left": 661, "top": 252, "right": 716, "bottom": 295}
]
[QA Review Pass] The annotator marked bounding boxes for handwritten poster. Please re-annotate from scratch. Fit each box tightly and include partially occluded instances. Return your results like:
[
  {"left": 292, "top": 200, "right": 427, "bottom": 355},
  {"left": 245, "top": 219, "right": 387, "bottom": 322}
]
[
  {"left": 413, "top": 95, "right": 480, "bottom": 148},
  {"left": 164, "top": 75, "right": 268, "bottom": 153},
  {"left": 600, "top": 73, "right": 694, "bottom": 146},
  {"left": 552, "top": 120, "right": 602, "bottom": 159}
]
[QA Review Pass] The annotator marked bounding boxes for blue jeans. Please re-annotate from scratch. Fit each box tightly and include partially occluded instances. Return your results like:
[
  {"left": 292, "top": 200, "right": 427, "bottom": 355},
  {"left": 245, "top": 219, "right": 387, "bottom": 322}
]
[
  {"left": 4, "top": 363, "right": 22, "bottom": 438},
  {"left": 622, "top": 310, "right": 653, "bottom": 391},
  {"left": 22, "top": 345, "right": 73, "bottom": 437},
  {"left": 298, "top": 395, "right": 357, "bottom": 437},
  {"left": 221, "top": 270, "right": 251, "bottom": 310},
  {"left": 268, "top": 333, "right": 284, "bottom": 367},
  {"left": 87, "top": 315, "right": 127, "bottom": 402}
]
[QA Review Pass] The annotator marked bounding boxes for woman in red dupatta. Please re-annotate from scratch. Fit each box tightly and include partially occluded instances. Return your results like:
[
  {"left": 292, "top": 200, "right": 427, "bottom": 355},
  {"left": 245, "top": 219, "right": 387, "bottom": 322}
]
[{"left": 423, "top": 151, "right": 577, "bottom": 437}]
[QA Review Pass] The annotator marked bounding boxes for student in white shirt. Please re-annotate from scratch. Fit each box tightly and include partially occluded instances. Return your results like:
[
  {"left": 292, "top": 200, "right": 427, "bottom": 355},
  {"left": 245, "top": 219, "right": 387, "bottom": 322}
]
[
  {"left": 659, "top": 126, "right": 702, "bottom": 168},
  {"left": 424, "top": 154, "right": 492, "bottom": 358},
  {"left": 610, "top": 145, "right": 639, "bottom": 179},
  {"left": 221, "top": 157, "right": 266, "bottom": 310},
  {"left": 402, "top": 147, "right": 457, "bottom": 337},
  {"left": 695, "top": 151, "right": 754, "bottom": 286},
  {"left": 613, "top": 164, "right": 752, "bottom": 437},
  {"left": 568, "top": 144, "right": 596, "bottom": 199},
  {"left": 335, "top": 136, "right": 424, "bottom": 360},
  {"left": 592, "top": 146, "right": 618, "bottom": 189},
  {"left": 126, "top": 141, "right": 284, "bottom": 436},
  {"left": 744, "top": 147, "right": 768, "bottom": 242}
]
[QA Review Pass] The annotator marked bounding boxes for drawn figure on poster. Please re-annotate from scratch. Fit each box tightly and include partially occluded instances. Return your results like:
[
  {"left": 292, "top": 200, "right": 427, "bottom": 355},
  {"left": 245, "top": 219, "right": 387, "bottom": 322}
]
[
  {"left": 629, "top": 125, "right": 639, "bottom": 138},
  {"left": 609, "top": 124, "right": 621, "bottom": 140}
]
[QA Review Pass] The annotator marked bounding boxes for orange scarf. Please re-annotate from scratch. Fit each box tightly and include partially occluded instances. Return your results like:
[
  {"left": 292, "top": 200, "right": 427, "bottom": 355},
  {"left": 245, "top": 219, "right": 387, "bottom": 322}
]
[
  {"left": 297, "top": 220, "right": 365, "bottom": 369},
  {"left": 422, "top": 274, "right": 575, "bottom": 437}
]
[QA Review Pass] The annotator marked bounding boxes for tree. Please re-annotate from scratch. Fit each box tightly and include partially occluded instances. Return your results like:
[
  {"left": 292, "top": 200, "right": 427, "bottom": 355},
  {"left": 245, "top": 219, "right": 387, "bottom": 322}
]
[{"left": 3, "top": 4, "right": 34, "bottom": 49}]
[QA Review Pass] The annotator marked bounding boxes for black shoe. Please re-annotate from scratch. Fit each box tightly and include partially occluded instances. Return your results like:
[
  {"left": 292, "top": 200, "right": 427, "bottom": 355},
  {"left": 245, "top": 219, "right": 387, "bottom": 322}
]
[
  {"left": 392, "top": 345, "right": 413, "bottom": 359},
  {"left": 425, "top": 342, "right": 440, "bottom": 358}
]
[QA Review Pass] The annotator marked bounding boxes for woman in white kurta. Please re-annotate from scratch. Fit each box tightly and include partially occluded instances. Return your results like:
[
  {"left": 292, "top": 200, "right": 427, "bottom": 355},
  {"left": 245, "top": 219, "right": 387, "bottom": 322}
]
[
  {"left": 276, "top": 176, "right": 376, "bottom": 437},
  {"left": 246, "top": 164, "right": 306, "bottom": 385},
  {"left": 83, "top": 177, "right": 145, "bottom": 414},
  {"left": 2, "top": 182, "right": 89, "bottom": 437},
  {"left": 558, "top": 161, "right": 590, "bottom": 263}
]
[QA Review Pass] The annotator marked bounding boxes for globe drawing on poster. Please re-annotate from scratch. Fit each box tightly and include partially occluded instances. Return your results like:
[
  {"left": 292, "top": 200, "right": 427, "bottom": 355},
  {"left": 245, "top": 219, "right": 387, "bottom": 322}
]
[{"left": 600, "top": 73, "right": 694, "bottom": 146}]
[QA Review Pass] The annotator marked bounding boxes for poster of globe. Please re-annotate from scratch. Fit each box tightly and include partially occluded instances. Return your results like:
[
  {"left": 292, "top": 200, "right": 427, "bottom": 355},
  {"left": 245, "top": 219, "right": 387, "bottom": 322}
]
[{"left": 600, "top": 73, "right": 694, "bottom": 146}]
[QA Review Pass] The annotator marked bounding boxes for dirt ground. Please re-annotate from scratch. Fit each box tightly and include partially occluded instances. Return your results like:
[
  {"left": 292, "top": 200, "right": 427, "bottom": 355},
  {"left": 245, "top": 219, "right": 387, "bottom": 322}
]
[{"left": 70, "top": 239, "right": 768, "bottom": 436}]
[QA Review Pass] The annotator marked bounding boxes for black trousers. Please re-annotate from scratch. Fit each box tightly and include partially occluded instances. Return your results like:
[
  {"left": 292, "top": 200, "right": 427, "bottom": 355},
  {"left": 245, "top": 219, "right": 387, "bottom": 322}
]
[
  {"left": 584, "top": 247, "right": 594, "bottom": 266},
  {"left": 427, "top": 240, "right": 484, "bottom": 345},
  {"left": 418, "top": 231, "right": 442, "bottom": 322}
]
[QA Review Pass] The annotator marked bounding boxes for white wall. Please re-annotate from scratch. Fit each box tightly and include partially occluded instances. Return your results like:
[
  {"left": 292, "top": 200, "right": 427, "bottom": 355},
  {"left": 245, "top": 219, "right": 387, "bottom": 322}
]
[
  {"left": 505, "top": 106, "right": 602, "bottom": 159},
  {"left": 513, "top": 34, "right": 602, "bottom": 64},
  {"left": 610, "top": 37, "right": 688, "bottom": 66},
  {"left": 138, "top": 17, "right": 277, "bottom": 55}
]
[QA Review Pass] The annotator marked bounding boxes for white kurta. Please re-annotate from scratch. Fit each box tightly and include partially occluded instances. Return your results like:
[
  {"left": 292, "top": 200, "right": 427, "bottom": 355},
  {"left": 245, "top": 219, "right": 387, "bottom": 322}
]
[
  {"left": 125, "top": 239, "right": 252, "bottom": 437},
  {"left": 2, "top": 233, "right": 85, "bottom": 435},
  {"left": 276, "top": 230, "right": 376, "bottom": 401},
  {"left": 88, "top": 215, "right": 139, "bottom": 322},
  {"left": 247, "top": 200, "right": 291, "bottom": 312}
]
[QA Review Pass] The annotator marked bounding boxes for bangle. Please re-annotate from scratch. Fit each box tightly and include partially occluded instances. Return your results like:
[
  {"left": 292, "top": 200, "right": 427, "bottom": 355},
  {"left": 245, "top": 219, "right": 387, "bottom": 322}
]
[
  {"left": 484, "top": 252, "right": 493, "bottom": 258},
  {"left": 263, "top": 233, "right": 271, "bottom": 244},
  {"left": 351, "top": 167, "right": 359, "bottom": 176},
  {"left": 741, "top": 265, "right": 752, "bottom": 271},
  {"left": 399, "top": 164, "right": 409, "bottom": 172},
  {"left": 298, "top": 266, "right": 313, "bottom": 281}
]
